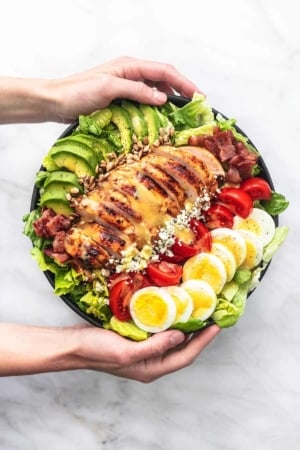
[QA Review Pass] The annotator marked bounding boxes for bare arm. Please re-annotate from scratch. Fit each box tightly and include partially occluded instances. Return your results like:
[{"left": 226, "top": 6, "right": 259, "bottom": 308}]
[
  {"left": 0, "top": 323, "right": 220, "bottom": 381},
  {"left": 0, "top": 56, "right": 199, "bottom": 124}
]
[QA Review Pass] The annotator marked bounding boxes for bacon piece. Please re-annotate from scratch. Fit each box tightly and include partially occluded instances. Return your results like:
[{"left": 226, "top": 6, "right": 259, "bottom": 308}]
[
  {"left": 33, "top": 208, "right": 71, "bottom": 238},
  {"left": 52, "top": 231, "right": 67, "bottom": 253},
  {"left": 190, "top": 130, "right": 258, "bottom": 182},
  {"left": 43, "top": 248, "right": 70, "bottom": 264},
  {"left": 33, "top": 208, "right": 55, "bottom": 237}
]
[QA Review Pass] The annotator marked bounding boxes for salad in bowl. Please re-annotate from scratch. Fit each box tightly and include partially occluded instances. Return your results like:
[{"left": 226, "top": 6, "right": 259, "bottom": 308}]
[{"left": 24, "top": 94, "right": 289, "bottom": 340}]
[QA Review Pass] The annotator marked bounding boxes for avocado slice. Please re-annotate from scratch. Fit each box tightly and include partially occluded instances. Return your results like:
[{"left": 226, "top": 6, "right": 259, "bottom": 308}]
[
  {"left": 139, "top": 104, "right": 160, "bottom": 144},
  {"left": 43, "top": 171, "right": 83, "bottom": 193},
  {"left": 49, "top": 152, "right": 93, "bottom": 177},
  {"left": 44, "top": 170, "right": 80, "bottom": 187},
  {"left": 40, "top": 190, "right": 73, "bottom": 216},
  {"left": 49, "top": 142, "right": 98, "bottom": 177},
  {"left": 69, "top": 133, "right": 117, "bottom": 161},
  {"left": 52, "top": 138, "right": 98, "bottom": 161},
  {"left": 109, "top": 104, "right": 133, "bottom": 153},
  {"left": 121, "top": 100, "right": 148, "bottom": 140}
]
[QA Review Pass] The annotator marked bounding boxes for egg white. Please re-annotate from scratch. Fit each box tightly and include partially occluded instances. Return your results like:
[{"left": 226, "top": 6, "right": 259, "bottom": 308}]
[
  {"left": 182, "top": 252, "right": 227, "bottom": 294},
  {"left": 233, "top": 207, "right": 275, "bottom": 247},
  {"left": 211, "top": 242, "right": 237, "bottom": 282},
  {"left": 166, "top": 286, "right": 194, "bottom": 323},
  {"left": 238, "top": 229, "right": 263, "bottom": 269},
  {"left": 181, "top": 279, "right": 217, "bottom": 321},
  {"left": 211, "top": 228, "right": 247, "bottom": 267}
]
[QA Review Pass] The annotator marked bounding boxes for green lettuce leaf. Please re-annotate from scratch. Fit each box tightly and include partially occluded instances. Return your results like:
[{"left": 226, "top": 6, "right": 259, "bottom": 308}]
[
  {"left": 263, "top": 226, "right": 289, "bottom": 263},
  {"left": 79, "top": 108, "right": 112, "bottom": 136},
  {"left": 168, "top": 93, "right": 214, "bottom": 130},
  {"left": 174, "top": 124, "right": 214, "bottom": 146},
  {"left": 77, "top": 291, "right": 112, "bottom": 322},
  {"left": 212, "top": 299, "right": 240, "bottom": 328},
  {"left": 260, "top": 192, "right": 289, "bottom": 215}
]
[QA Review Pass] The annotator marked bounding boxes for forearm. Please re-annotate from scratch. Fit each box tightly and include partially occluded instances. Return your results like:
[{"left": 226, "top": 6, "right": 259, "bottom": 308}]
[
  {"left": 0, "top": 77, "right": 57, "bottom": 124},
  {"left": 0, "top": 323, "right": 82, "bottom": 376}
]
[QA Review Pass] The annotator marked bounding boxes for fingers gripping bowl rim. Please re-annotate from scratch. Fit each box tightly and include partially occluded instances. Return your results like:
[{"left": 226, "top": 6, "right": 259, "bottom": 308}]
[{"left": 30, "top": 95, "right": 278, "bottom": 329}]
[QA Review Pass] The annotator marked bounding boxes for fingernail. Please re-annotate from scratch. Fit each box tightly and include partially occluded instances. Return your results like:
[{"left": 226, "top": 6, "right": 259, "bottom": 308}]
[
  {"left": 169, "top": 331, "right": 185, "bottom": 346},
  {"left": 153, "top": 90, "right": 167, "bottom": 103}
]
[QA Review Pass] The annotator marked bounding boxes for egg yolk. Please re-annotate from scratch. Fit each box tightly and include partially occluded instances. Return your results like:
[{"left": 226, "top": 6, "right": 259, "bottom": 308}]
[
  {"left": 183, "top": 253, "right": 226, "bottom": 294},
  {"left": 242, "top": 239, "right": 258, "bottom": 269},
  {"left": 235, "top": 217, "right": 261, "bottom": 236},
  {"left": 132, "top": 292, "right": 169, "bottom": 327}
]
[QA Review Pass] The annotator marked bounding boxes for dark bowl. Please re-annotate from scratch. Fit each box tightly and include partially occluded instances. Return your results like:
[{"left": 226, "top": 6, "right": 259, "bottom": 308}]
[{"left": 30, "top": 95, "right": 278, "bottom": 327}]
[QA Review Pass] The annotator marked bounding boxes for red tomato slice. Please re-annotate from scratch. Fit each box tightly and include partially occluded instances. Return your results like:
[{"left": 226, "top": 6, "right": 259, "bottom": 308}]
[
  {"left": 204, "top": 204, "right": 234, "bottom": 229},
  {"left": 190, "top": 219, "right": 212, "bottom": 252},
  {"left": 217, "top": 187, "right": 253, "bottom": 218},
  {"left": 240, "top": 177, "right": 272, "bottom": 201},
  {"left": 170, "top": 239, "right": 198, "bottom": 261},
  {"left": 161, "top": 219, "right": 211, "bottom": 263},
  {"left": 109, "top": 272, "right": 150, "bottom": 321},
  {"left": 146, "top": 261, "right": 183, "bottom": 286}
]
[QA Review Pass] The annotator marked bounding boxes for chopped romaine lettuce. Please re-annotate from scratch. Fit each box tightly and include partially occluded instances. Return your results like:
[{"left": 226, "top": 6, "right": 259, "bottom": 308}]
[
  {"left": 263, "top": 226, "right": 289, "bottom": 263},
  {"left": 78, "top": 108, "right": 112, "bottom": 136},
  {"left": 168, "top": 93, "right": 214, "bottom": 130},
  {"left": 77, "top": 291, "right": 112, "bottom": 322},
  {"left": 174, "top": 124, "right": 214, "bottom": 146}
]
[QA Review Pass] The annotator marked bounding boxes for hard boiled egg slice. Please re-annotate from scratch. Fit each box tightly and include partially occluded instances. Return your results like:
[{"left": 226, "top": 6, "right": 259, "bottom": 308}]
[
  {"left": 129, "top": 286, "right": 176, "bottom": 333},
  {"left": 233, "top": 207, "right": 275, "bottom": 247},
  {"left": 181, "top": 280, "right": 217, "bottom": 321},
  {"left": 211, "top": 228, "right": 247, "bottom": 267},
  {"left": 238, "top": 229, "right": 263, "bottom": 270},
  {"left": 166, "top": 286, "right": 193, "bottom": 323},
  {"left": 182, "top": 252, "right": 227, "bottom": 294},
  {"left": 211, "top": 242, "right": 237, "bottom": 282}
]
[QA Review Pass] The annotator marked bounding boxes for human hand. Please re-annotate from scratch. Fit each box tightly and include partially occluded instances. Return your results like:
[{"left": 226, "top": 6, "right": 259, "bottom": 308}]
[
  {"left": 48, "top": 56, "right": 200, "bottom": 123},
  {"left": 0, "top": 323, "right": 220, "bottom": 379},
  {"left": 71, "top": 324, "right": 220, "bottom": 382}
]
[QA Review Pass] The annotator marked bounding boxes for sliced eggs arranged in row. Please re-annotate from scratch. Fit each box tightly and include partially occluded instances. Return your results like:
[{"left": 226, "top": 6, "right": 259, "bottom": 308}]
[
  {"left": 130, "top": 208, "right": 276, "bottom": 333},
  {"left": 130, "top": 281, "right": 217, "bottom": 333}
]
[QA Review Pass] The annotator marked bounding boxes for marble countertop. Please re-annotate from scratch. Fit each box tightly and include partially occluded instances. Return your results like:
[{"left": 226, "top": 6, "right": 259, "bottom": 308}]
[{"left": 1, "top": 0, "right": 299, "bottom": 449}]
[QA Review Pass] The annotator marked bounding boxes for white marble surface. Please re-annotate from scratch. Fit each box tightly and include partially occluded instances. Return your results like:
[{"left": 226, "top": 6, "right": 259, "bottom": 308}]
[{"left": 1, "top": 0, "right": 299, "bottom": 448}]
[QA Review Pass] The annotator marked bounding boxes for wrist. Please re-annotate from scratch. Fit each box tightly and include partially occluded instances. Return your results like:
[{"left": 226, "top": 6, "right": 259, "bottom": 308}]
[{"left": 0, "top": 77, "right": 57, "bottom": 124}]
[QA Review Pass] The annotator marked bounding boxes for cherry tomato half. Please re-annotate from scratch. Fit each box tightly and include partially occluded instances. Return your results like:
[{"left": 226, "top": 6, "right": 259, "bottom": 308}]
[
  {"left": 146, "top": 261, "right": 183, "bottom": 286},
  {"left": 204, "top": 204, "right": 234, "bottom": 229},
  {"left": 190, "top": 219, "right": 212, "bottom": 252},
  {"left": 109, "top": 272, "right": 151, "bottom": 321},
  {"left": 240, "top": 177, "right": 272, "bottom": 201},
  {"left": 161, "top": 219, "right": 211, "bottom": 263},
  {"left": 217, "top": 187, "right": 253, "bottom": 218}
]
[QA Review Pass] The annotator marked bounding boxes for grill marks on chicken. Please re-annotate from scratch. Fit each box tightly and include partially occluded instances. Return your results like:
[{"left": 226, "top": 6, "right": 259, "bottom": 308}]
[{"left": 65, "top": 146, "right": 225, "bottom": 269}]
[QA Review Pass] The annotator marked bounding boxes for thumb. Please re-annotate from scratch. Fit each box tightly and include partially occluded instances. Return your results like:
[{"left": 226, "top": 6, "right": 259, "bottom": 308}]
[
  {"left": 129, "top": 330, "right": 185, "bottom": 363},
  {"left": 109, "top": 77, "right": 167, "bottom": 105}
]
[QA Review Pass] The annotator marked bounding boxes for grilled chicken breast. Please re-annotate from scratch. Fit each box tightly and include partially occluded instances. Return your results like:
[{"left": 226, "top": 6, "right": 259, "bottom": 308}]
[{"left": 65, "top": 145, "right": 224, "bottom": 269}]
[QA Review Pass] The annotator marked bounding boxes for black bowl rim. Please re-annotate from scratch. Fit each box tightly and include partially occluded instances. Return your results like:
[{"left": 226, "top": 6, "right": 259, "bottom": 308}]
[{"left": 30, "top": 95, "right": 278, "bottom": 327}]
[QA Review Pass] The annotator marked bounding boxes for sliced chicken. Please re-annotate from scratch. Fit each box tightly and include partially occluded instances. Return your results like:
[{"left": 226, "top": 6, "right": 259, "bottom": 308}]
[{"left": 65, "top": 145, "right": 225, "bottom": 269}]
